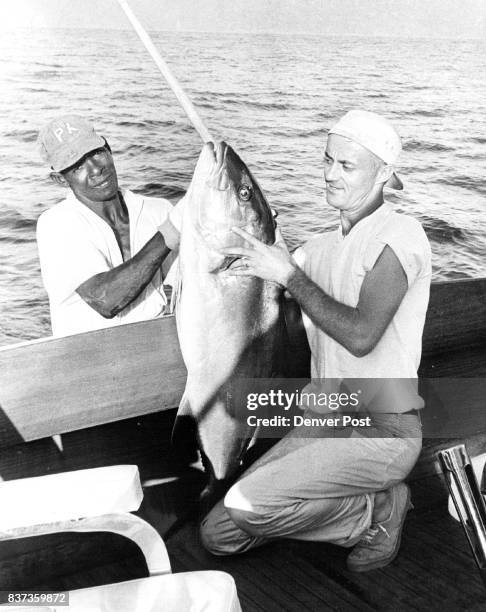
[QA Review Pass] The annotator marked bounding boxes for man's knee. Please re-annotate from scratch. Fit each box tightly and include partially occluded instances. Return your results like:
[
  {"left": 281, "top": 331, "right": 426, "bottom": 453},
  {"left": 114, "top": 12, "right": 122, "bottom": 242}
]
[
  {"left": 223, "top": 483, "right": 271, "bottom": 537},
  {"left": 199, "top": 519, "right": 232, "bottom": 556},
  {"left": 226, "top": 506, "right": 267, "bottom": 537},
  {"left": 199, "top": 502, "right": 253, "bottom": 556}
]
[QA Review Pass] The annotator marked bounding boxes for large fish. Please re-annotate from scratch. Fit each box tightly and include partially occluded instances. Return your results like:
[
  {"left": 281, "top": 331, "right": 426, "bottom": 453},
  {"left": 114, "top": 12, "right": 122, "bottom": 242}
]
[{"left": 172, "top": 141, "right": 284, "bottom": 493}]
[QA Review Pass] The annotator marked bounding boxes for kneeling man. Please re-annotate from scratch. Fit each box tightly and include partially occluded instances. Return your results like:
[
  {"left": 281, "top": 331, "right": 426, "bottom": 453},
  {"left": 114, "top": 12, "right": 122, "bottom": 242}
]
[{"left": 199, "top": 110, "right": 432, "bottom": 572}]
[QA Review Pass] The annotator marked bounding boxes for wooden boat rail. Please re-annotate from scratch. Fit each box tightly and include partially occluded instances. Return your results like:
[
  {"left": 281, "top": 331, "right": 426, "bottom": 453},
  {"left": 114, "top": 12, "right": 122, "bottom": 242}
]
[{"left": 0, "top": 277, "right": 484, "bottom": 448}]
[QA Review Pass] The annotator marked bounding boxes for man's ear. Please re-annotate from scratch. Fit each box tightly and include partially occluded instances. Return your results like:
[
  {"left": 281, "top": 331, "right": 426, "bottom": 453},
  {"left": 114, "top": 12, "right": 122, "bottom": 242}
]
[{"left": 49, "top": 171, "right": 69, "bottom": 187}]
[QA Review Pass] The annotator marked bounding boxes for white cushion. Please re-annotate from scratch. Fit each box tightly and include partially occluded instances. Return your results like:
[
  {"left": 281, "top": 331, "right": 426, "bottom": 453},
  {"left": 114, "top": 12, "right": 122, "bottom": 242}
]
[
  {"left": 0, "top": 465, "right": 142, "bottom": 531},
  {"left": 67, "top": 571, "right": 242, "bottom": 611}
]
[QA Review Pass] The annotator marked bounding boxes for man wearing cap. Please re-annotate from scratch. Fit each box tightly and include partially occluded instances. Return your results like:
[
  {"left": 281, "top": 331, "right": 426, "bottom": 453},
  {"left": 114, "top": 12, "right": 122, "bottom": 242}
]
[
  {"left": 36, "top": 115, "right": 178, "bottom": 336},
  {"left": 199, "top": 110, "right": 432, "bottom": 572}
]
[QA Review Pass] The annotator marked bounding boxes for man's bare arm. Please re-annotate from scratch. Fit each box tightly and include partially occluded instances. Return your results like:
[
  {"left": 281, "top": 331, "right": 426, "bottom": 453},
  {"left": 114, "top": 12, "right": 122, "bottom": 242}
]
[
  {"left": 286, "top": 245, "right": 408, "bottom": 356},
  {"left": 76, "top": 233, "right": 171, "bottom": 318},
  {"left": 222, "top": 227, "right": 408, "bottom": 357}
]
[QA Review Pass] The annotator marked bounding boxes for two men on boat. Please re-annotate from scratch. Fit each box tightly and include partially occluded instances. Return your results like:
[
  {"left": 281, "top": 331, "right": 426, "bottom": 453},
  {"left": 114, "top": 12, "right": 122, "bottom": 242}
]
[
  {"left": 36, "top": 115, "right": 177, "bottom": 337},
  {"left": 36, "top": 108, "right": 431, "bottom": 572},
  {"left": 199, "top": 110, "right": 432, "bottom": 572}
]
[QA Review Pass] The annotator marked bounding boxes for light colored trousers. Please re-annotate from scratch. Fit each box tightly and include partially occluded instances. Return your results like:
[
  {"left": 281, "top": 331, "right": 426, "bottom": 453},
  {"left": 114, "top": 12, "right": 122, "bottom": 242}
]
[{"left": 200, "top": 414, "right": 422, "bottom": 555}]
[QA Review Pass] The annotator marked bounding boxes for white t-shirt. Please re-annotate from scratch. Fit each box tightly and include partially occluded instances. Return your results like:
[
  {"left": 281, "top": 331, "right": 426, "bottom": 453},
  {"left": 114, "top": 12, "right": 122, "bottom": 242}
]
[
  {"left": 294, "top": 203, "right": 431, "bottom": 387},
  {"left": 37, "top": 189, "right": 177, "bottom": 337}
]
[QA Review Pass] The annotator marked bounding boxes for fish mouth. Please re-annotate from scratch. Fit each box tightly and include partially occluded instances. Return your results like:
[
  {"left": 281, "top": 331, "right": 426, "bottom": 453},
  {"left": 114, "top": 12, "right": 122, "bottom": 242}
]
[
  {"left": 203, "top": 141, "right": 230, "bottom": 191},
  {"left": 195, "top": 141, "right": 248, "bottom": 260},
  {"left": 213, "top": 141, "right": 227, "bottom": 171}
]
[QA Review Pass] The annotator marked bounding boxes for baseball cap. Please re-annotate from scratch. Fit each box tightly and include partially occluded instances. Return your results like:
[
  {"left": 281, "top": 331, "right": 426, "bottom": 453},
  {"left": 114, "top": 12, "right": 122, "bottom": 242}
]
[
  {"left": 329, "top": 110, "right": 403, "bottom": 190},
  {"left": 37, "top": 115, "right": 105, "bottom": 172}
]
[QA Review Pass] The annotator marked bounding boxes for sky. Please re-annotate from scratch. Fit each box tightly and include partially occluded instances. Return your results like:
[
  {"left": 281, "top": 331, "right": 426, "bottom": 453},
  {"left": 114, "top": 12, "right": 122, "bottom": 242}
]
[{"left": 0, "top": 0, "right": 484, "bottom": 38}]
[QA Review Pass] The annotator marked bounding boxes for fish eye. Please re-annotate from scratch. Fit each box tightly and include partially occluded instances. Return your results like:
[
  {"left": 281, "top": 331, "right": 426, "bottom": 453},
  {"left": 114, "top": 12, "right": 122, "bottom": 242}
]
[{"left": 238, "top": 185, "right": 252, "bottom": 201}]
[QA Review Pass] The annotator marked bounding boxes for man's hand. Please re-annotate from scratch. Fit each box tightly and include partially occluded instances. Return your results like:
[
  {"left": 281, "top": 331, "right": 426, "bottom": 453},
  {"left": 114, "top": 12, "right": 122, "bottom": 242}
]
[{"left": 221, "top": 227, "right": 297, "bottom": 287}]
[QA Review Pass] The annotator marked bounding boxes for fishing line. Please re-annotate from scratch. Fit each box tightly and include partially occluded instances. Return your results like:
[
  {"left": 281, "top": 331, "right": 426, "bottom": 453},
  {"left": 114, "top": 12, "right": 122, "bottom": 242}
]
[{"left": 115, "top": 0, "right": 214, "bottom": 144}]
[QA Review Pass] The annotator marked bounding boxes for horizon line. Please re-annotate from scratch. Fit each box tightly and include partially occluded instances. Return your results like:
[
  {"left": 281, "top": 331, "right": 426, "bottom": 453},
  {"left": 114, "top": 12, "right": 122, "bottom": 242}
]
[{"left": 1, "top": 25, "right": 483, "bottom": 41}]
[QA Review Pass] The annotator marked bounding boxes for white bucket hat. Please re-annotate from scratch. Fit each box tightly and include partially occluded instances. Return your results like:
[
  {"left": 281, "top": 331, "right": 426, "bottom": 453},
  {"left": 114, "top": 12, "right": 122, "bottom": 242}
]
[{"left": 329, "top": 110, "right": 403, "bottom": 190}]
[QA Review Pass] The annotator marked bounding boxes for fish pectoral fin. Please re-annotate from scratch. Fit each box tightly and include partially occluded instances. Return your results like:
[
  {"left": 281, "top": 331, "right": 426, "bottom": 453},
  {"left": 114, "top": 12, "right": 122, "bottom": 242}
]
[
  {"left": 220, "top": 256, "right": 242, "bottom": 271},
  {"left": 208, "top": 254, "right": 239, "bottom": 273}
]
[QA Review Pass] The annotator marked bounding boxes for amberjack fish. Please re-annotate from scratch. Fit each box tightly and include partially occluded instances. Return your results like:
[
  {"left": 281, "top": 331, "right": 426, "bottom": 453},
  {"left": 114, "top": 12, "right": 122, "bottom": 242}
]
[{"left": 173, "top": 141, "right": 284, "bottom": 491}]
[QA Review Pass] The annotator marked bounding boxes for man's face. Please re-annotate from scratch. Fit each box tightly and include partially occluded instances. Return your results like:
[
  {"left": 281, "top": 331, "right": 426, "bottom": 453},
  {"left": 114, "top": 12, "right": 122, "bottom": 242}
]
[
  {"left": 323, "top": 134, "right": 383, "bottom": 211},
  {"left": 62, "top": 146, "right": 118, "bottom": 203}
]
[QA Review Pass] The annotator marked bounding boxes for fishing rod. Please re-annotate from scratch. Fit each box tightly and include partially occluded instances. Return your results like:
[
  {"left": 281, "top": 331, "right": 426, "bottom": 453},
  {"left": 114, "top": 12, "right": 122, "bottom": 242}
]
[{"left": 115, "top": 0, "right": 214, "bottom": 144}]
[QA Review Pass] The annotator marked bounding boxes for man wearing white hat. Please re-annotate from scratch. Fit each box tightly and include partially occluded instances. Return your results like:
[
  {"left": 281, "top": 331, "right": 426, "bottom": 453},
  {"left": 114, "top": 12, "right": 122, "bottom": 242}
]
[
  {"left": 36, "top": 115, "right": 178, "bottom": 337},
  {"left": 201, "top": 110, "right": 432, "bottom": 572}
]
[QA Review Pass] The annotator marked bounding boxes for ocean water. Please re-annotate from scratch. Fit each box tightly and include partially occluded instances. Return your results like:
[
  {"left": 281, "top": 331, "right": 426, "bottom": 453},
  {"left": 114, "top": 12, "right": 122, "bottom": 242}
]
[{"left": 0, "top": 29, "right": 485, "bottom": 346}]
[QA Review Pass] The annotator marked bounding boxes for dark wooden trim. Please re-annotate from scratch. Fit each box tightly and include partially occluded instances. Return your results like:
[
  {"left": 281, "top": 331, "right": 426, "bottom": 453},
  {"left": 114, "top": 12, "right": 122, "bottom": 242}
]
[{"left": 422, "top": 277, "right": 486, "bottom": 356}]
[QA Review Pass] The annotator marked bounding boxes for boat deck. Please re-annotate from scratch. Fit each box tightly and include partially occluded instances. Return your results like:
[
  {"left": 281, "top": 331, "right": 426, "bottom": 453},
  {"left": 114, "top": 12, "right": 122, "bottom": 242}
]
[
  {"left": 166, "top": 504, "right": 485, "bottom": 612},
  {"left": 3, "top": 477, "right": 485, "bottom": 611},
  {"left": 1, "top": 411, "right": 485, "bottom": 611},
  {"left": 1, "top": 278, "right": 485, "bottom": 609}
]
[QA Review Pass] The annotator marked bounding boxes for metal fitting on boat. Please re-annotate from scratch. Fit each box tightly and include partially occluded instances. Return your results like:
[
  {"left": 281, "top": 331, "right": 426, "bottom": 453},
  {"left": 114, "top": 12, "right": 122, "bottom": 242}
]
[{"left": 438, "top": 444, "right": 486, "bottom": 582}]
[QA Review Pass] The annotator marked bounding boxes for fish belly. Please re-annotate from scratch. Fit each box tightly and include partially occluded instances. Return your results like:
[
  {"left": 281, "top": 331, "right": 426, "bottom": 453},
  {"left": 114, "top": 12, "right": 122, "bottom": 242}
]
[{"left": 174, "top": 254, "right": 282, "bottom": 482}]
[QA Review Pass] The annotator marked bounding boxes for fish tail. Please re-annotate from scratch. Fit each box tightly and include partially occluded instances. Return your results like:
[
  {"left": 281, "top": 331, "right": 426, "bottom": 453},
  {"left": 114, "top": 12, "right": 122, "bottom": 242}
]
[{"left": 171, "top": 394, "right": 199, "bottom": 464}]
